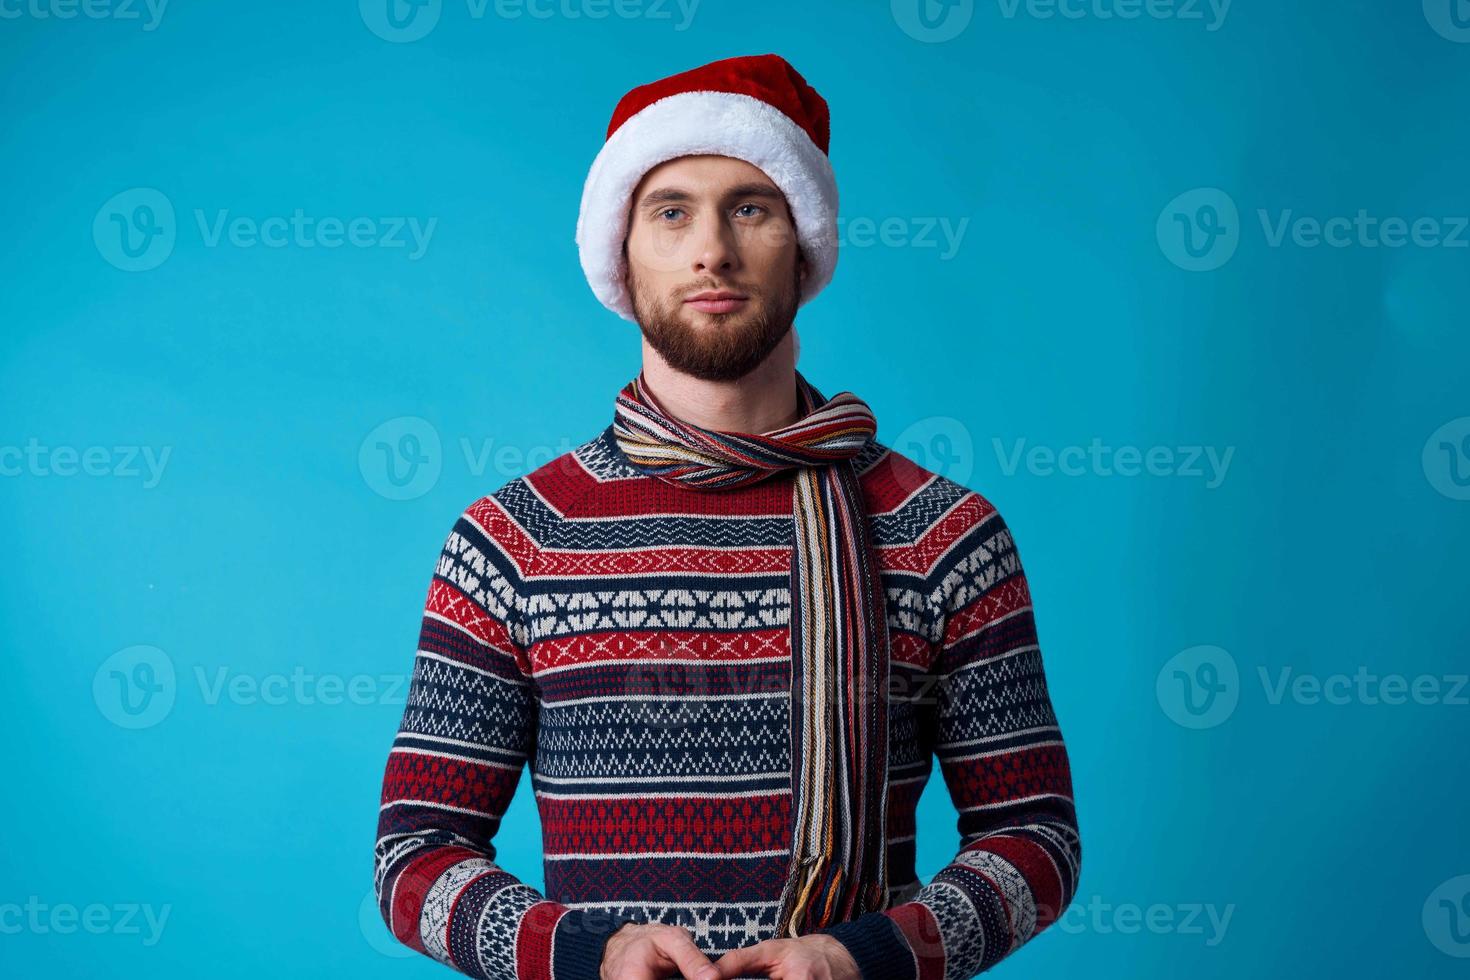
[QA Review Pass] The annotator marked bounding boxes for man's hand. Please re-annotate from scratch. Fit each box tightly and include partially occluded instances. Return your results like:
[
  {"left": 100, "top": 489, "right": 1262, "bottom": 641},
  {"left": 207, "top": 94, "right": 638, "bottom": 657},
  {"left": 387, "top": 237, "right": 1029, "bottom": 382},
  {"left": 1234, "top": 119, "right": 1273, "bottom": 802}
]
[
  {"left": 711, "top": 933, "right": 861, "bottom": 980},
  {"left": 600, "top": 921, "right": 720, "bottom": 980}
]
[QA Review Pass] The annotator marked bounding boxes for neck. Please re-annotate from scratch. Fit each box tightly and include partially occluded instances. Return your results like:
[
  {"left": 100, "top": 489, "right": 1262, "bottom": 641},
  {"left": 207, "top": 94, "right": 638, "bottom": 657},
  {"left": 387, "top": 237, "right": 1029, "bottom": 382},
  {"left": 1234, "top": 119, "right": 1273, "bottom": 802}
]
[{"left": 638, "top": 329, "right": 802, "bottom": 434}]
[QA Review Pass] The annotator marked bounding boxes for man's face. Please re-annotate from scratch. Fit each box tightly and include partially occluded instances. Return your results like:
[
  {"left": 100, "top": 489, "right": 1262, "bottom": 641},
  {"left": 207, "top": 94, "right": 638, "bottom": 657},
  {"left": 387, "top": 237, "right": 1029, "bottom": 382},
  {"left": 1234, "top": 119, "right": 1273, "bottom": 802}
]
[{"left": 623, "top": 154, "right": 807, "bottom": 383}]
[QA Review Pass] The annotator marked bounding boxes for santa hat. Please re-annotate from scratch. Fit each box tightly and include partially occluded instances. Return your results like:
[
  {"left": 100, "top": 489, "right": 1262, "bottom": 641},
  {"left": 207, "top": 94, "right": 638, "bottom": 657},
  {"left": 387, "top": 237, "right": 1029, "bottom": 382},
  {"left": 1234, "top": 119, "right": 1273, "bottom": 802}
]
[{"left": 575, "top": 53, "right": 839, "bottom": 322}]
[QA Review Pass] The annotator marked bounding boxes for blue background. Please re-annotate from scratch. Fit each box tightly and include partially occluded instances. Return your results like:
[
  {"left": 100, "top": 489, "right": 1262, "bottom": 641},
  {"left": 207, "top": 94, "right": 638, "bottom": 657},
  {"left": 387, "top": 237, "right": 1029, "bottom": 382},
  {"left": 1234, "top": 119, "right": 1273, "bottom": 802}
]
[{"left": 2, "top": 0, "right": 1468, "bottom": 976}]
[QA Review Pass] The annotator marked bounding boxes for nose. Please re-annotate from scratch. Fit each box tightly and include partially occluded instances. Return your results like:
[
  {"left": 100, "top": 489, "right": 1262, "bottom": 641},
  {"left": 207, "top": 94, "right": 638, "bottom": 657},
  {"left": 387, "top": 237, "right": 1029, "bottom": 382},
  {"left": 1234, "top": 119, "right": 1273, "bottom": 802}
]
[{"left": 692, "top": 215, "right": 740, "bottom": 280}]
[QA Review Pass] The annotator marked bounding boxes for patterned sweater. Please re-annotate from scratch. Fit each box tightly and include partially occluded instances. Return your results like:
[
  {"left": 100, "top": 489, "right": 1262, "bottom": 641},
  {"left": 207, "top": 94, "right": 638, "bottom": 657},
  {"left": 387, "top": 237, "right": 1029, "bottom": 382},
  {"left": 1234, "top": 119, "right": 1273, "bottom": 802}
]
[{"left": 373, "top": 423, "right": 1081, "bottom": 980}]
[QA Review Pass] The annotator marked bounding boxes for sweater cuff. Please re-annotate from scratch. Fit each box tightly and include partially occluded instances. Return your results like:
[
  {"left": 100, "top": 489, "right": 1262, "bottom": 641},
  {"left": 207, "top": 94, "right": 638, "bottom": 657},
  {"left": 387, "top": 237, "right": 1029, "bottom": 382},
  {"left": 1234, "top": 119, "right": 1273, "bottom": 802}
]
[
  {"left": 552, "top": 908, "right": 640, "bottom": 980},
  {"left": 815, "top": 910, "right": 916, "bottom": 980}
]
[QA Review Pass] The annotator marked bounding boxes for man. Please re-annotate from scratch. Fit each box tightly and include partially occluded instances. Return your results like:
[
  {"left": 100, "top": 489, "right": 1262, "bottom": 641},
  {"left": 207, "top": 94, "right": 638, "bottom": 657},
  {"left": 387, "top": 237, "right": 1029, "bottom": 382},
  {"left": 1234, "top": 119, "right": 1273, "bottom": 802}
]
[{"left": 374, "top": 54, "right": 1081, "bottom": 980}]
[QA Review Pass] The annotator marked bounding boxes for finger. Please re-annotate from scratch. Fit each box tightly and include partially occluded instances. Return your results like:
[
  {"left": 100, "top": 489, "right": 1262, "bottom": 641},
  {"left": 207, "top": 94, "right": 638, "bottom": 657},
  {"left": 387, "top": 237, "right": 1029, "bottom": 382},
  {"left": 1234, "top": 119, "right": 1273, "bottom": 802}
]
[
  {"left": 653, "top": 928, "right": 719, "bottom": 980},
  {"left": 713, "top": 941, "right": 778, "bottom": 979}
]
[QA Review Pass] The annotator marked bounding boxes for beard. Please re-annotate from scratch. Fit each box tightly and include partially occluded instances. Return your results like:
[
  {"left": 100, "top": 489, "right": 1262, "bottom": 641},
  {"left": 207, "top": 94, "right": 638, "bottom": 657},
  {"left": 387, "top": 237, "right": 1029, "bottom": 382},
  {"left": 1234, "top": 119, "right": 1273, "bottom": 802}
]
[{"left": 629, "top": 260, "right": 801, "bottom": 383}]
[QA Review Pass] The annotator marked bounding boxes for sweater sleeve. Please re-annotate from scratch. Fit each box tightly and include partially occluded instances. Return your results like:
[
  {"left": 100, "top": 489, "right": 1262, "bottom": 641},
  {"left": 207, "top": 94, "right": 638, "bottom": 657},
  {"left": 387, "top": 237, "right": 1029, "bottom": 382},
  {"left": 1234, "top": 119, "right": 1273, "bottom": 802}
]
[
  {"left": 373, "top": 497, "right": 637, "bottom": 980},
  {"left": 816, "top": 497, "right": 1083, "bottom": 979}
]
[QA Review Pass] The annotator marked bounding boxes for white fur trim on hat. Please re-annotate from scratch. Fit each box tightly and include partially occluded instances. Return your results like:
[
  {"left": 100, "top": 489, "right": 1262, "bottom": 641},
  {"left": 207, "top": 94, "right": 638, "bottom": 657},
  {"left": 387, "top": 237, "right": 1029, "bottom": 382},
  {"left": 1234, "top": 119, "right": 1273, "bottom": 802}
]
[{"left": 575, "top": 90, "right": 839, "bottom": 322}]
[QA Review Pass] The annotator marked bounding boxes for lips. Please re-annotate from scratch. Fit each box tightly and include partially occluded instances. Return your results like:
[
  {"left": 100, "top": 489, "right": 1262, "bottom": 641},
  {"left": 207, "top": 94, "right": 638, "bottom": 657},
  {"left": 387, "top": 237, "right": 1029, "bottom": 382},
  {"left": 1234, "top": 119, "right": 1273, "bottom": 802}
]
[{"left": 684, "top": 290, "right": 749, "bottom": 314}]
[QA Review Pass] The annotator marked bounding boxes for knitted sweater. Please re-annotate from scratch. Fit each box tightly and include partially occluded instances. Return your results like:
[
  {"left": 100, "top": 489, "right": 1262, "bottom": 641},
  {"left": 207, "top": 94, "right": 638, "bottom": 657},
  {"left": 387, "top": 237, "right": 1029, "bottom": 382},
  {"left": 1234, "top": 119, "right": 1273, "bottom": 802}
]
[{"left": 373, "top": 423, "right": 1081, "bottom": 980}]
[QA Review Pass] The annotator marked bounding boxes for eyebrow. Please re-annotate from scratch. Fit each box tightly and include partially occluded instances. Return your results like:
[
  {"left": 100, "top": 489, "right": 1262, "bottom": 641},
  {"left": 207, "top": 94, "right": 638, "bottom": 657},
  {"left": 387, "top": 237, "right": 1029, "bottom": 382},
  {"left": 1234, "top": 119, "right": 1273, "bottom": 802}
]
[{"left": 636, "top": 182, "right": 785, "bottom": 210}]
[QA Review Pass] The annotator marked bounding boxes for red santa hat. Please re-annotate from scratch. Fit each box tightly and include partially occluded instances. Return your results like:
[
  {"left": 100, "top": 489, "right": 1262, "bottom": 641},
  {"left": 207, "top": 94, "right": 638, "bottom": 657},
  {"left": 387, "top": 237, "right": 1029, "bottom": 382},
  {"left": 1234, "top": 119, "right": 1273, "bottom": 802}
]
[{"left": 575, "top": 53, "right": 839, "bottom": 322}]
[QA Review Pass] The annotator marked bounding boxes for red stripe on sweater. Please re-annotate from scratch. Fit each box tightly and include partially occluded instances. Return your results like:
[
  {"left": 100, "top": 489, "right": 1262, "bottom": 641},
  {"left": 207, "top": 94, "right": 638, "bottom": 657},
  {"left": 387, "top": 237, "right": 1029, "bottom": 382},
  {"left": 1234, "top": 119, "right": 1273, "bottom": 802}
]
[
  {"left": 530, "top": 627, "right": 932, "bottom": 678},
  {"left": 944, "top": 743, "right": 1073, "bottom": 811},
  {"left": 942, "top": 574, "right": 1032, "bottom": 648},
  {"left": 463, "top": 496, "right": 541, "bottom": 575},
  {"left": 890, "top": 631, "right": 931, "bottom": 669},
  {"left": 531, "top": 543, "right": 791, "bottom": 577},
  {"left": 885, "top": 901, "right": 944, "bottom": 980},
  {"left": 883, "top": 493, "right": 997, "bottom": 575},
  {"left": 858, "top": 449, "right": 940, "bottom": 509},
  {"left": 523, "top": 441, "right": 960, "bottom": 524},
  {"left": 980, "top": 834, "right": 1066, "bottom": 931},
  {"left": 529, "top": 627, "right": 792, "bottom": 674},
  {"left": 529, "top": 455, "right": 798, "bottom": 518},
  {"left": 391, "top": 845, "right": 482, "bottom": 951},
  {"left": 539, "top": 792, "right": 793, "bottom": 855},
  {"left": 381, "top": 751, "right": 521, "bottom": 812},
  {"left": 518, "top": 901, "right": 564, "bottom": 978},
  {"left": 425, "top": 579, "right": 525, "bottom": 670}
]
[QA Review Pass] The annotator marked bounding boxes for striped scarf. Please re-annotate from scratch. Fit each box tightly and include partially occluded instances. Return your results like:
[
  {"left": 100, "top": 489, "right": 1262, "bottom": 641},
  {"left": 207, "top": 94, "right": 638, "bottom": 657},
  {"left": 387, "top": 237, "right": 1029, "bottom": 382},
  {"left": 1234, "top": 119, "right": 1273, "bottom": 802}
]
[{"left": 612, "top": 369, "right": 891, "bottom": 937}]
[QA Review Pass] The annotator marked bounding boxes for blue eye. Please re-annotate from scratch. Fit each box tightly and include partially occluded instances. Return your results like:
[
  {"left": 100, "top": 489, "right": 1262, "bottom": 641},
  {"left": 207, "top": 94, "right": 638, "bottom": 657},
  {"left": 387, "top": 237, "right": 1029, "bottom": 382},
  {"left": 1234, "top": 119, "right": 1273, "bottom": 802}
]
[
  {"left": 735, "top": 204, "right": 766, "bottom": 218},
  {"left": 658, "top": 208, "right": 686, "bottom": 221}
]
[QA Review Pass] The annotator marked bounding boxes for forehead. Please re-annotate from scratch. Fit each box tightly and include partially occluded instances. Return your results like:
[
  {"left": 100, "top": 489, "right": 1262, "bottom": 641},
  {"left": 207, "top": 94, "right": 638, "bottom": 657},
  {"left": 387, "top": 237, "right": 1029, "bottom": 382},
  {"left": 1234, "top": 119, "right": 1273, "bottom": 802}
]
[{"left": 630, "top": 154, "right": 781, "bottom": 199}]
